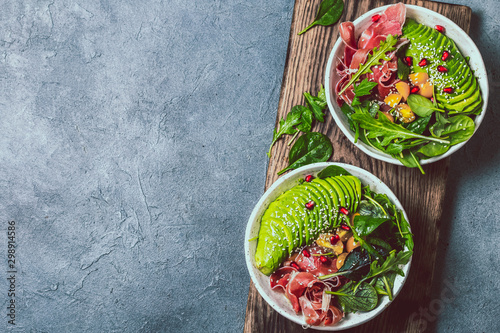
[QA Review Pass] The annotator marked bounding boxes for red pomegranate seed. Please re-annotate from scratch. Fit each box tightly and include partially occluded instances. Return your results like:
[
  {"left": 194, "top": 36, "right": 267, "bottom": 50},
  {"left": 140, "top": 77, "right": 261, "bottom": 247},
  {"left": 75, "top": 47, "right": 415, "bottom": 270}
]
[
  {"left": 441, "top": 51, "right": 450, "bottom": 61},
  {"left": 305, "top": 175, "right": 314, "bottom": 182},
  {"left": 319, "top": 255, "right": 328, "bottom": 264},
  {"left": 405, "top": 56, "right": 413, "bottom": 66},
  {"left": 290, "top": 261, "right": 300, "bottom": 270},
  {"left": 431, "top": 97, "right": 434, "bottom": 103},
  {"left": 410, "top": 86, "right": 420, "bottom": 94},
  {"left": 437, "top": 65, "right": 448, "bottom": 73},
  {"left": 302, "top": 249, "right": 311, "bottom": 257},
  {"left": 305, "top": 201, "right": 315, "bottom": 210},
  {"left": 371, "top": 14, "right": 381, "bottom": 22},
  {"left": 340, "top": 223, "right": 351, "bottom": 231},
  {"left": 340, "top": 207, "right": 349, "bottom": 215},
  {"left": 443, "top": 87, "right": 454, "bottom": 94},
  {"left": 418, "top": 58, "right": 428, "bottom": 67},
  {"left": 330, "top": 234, "right": 340, "bottom": 244},
  {"left": 435, "top": 25, "right": 445, "bottom": 33}
]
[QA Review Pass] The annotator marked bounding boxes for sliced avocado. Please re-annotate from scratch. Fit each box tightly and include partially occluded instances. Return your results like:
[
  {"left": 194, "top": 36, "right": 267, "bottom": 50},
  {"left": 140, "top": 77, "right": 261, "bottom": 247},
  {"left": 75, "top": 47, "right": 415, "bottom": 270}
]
[
  {"left": 303, "top": 182, "right": 331, "bottom": 232},
  {"left": 402, "top": 19, "right": 483, "bottom": 115},
  {"left": 331, "top": 177, "right": 351, "bottom": 211},
  {"left": 344, "top": 175, "right": 362, "bottom": 212},
  {"left": 292, "top": 187, "right": 323, "bottom": 241},
  {"left": 311, "top": 178, "right": 336, "bottom": 229},
  {"left": 336, "top": 176, "right": 355, "bottom": 212},
  {"left": 280, "top": 188, "right": 313, "bottom": 245},
  {"left": 254, "top": 219, "right": 289, "bottom": 275},
  {"left": 305, "top": 181, "right": 333, "bottom": 231},
  {"left": 264, "top": 202, "right": 303, "bottom": 250},
  {"left": 314, "top": 178, "right": 341, "bottom": 229}
]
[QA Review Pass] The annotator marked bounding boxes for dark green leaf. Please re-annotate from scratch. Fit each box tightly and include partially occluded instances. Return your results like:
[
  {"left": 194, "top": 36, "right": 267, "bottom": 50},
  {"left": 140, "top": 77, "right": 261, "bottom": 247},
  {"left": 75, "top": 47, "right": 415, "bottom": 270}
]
[
  {"left": 417, "top": 141, "right": 450, "bottom": 157},
  {"left": 406, "top": 115, "right": 431, "bottom": 134},
  {"left": 317, "top": 165, "right": 351, "bottom": 178},
  {"left": 304, "top": 92, "right": 325, "bottom": 122},
  {"left": 440, "top": 115, "right": 475, "bottom": 145},
  {"left": 430, "top": 112, "right": 450, "bottom": 137},
  {"left": 359, "top": 250, "right": 413, "bottom": 284},
  {"left": 327, "top": 281, "right": 378, "bottom": 313},
  {"left": 353, "top": 215, "right": 390, "bottom": 237},
  {"left": 292, "top": 105, "right": 313, "bottom": 133},
  {"left": 298, "top": 0, "right": 344, "bottom": 35},
  {"left": 407, "top": 94, "right": 444, "bottom": 117},
  {"left": 397, "top": 57, "right": 410, "bottom": 80},
  {"left": 277, "top": 132, "right": 333, "bottom": 175}
]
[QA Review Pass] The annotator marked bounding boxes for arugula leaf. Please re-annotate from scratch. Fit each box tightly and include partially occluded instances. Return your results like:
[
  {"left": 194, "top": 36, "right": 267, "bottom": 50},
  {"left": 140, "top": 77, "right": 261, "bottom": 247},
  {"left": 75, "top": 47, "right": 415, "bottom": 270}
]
[
  {"left": 298, "top": 0, "right": 344, "bottom": 35},
  {"left": 267, "top": 106, "right": 312, "bottom": 157},
  {"left": 430, "top": 112, "right": 450, "bottom": 137},
  {"left": 358, "top": 250, "right": 412, "bottom": 285},
  {"left": 339, "top": 35, "right": 399, "bottom": 95},
  {"left": 407, "top": 94, "right": 444, "bottom": 117},
  {"left": 352, "top": 79, "right": 378, "bottom": 106},
  {"left": 277, "top": 132, "right": 333, "bottom": 175},
  {"left": 373, "top": 272, "right": 396, "bottom": 300},
  {"left": 352, "top": 110, "right": 450, "bottom": 146},
  {"left": 317, "top": 165, "right": 351, "bottom": 178},
  {"left": 326, "top": 281, "right": 378, "bottom": 313}
]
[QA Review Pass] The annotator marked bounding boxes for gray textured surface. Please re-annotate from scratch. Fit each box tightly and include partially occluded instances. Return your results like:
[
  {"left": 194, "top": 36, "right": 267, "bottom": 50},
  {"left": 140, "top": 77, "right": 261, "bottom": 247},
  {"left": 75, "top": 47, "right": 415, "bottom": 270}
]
[{"left": 0, "top": 0, "right": 498, "bottom": 332}]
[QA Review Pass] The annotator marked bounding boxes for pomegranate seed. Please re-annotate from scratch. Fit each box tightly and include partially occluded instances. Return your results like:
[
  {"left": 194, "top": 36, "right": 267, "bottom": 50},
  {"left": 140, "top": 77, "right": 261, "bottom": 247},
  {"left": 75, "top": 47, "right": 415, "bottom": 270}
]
[
  {"left": 319, "top": 255, "right": 328, "bottom": 264},
  {"left": 441, "top": 51, "right": 450, "bottom": 61},
  {"left": 302, "top": 249, "right": 311, "bottom": 257},
  {"left": 340, "top": 207, "right": 349, "bottom": 215},
  {"left": 418, "top": 58, "right": 428, "bottom": 67},
  {"left": 435, "top": 25, "right": 445, "bottom": 33},
  {"left": 341, "top": 223, "right": 351, "bottom": 231},
  {"left": 443, "top": 87, "right": 454, "bottom": 94},
  {"left": 305, "top": 201, "right": 315, "bottom": 210},
  {"left": 290, "top": 261, "right": 300, "bottom": 270},
  {"left": 437, "top": 65, "right": 448, "bottom": 73},
  {"left": 410, "top": 86, "right": 420, "bottom": 94},
  {"left": 405, "top": 56, "right": 413, "bottom": 66},
  {"left": 305, "top": 175, "right": 314, "bottom": 182},
  {"left": 371, "top": 14, "right": 381, "bottom": 22},
  {"left": 330, "top": 234, "right": 340, "bottom": 244},
  {"left": 431, "top": 97, "right": 434, "bottom": 103}
]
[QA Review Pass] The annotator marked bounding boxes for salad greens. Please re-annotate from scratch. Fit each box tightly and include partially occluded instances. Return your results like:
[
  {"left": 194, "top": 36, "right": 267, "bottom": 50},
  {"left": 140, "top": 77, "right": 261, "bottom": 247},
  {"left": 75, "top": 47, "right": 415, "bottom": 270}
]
[
  {"left": 318, "top": 183, "right": 413, "bottom": 312},
  {"left": 298, "top": 0, "right": 344, "bottom": 35},
  {"left": 317, "top": 165, "right": 351, "bottom": 178},
  {"left": 277, "top": 132, "right": 333, "bottom": 175}
]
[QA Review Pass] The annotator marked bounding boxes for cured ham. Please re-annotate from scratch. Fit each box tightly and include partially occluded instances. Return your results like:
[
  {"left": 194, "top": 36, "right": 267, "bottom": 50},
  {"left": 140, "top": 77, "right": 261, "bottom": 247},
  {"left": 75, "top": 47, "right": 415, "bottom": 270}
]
[{"left": 336, "top": 3, "right": 407, "bottom": 104}]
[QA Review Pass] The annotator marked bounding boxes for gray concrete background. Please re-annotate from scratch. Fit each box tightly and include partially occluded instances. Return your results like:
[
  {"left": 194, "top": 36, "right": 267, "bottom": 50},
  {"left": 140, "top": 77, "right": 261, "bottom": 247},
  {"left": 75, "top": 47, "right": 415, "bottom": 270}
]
[{"left": 0, "top": 0, "right": 498, "bottom": 332}]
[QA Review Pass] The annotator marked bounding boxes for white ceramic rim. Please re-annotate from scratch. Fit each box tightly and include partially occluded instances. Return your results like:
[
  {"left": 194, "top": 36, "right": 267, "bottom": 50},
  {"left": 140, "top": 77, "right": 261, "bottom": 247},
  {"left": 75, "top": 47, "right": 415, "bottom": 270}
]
[
  {"left": 324, "top": 4, "right": 489, "bottom": 166},
  {"left": 245, "top": 162, "right": 412, "bottom": 330}
]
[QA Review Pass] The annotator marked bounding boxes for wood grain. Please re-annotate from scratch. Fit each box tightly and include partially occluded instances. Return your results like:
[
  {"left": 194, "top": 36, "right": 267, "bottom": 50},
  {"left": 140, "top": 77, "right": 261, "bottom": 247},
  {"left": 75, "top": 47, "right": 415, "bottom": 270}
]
[{"left": 244, "top": 0, "right": 471, "bottom": 332}]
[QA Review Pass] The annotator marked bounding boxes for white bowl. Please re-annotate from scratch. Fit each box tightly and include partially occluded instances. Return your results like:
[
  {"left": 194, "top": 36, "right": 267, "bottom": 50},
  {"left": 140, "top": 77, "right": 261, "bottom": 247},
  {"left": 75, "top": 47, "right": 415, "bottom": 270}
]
[
  {"left": 325, "top": 5, "right": 489, "bottom": 166},
  {"left": 245, "top": 162, "right": 412, "bottom": 330}
]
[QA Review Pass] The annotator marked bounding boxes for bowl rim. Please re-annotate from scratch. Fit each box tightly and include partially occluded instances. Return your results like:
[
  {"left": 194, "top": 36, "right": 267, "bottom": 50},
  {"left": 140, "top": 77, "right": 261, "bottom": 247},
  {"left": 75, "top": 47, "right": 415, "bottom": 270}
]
[
  {"left": 245, "top": 162, "right": 412, "bottom": 330},
  {"left": 324, "top": 4, "right": 489, "bottom": 166}
]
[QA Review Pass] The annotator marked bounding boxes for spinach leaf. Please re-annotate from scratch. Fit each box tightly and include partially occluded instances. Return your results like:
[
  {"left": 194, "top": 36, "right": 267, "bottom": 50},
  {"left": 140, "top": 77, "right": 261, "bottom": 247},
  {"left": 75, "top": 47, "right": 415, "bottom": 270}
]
[
  {"left": 441, "top": 115, "right": 475, "bottom": 145},
  {"left": 353, "top": 215, "right": 390, "bottom": 237},
  {"left": 351, "top": 79, "right": 378, "bottom": 106},
  {"left": 319, "top": 247, "right": 371, "bottom": 281},
  {"left": 277, "top": 132, "right": 333, "bottom": 175},
  {"left": 298, "top": 0, "right": 344, "bottom": 35},
  {"left": 327, "top": 281, "right": 378, "bottom": 313},
  {"left": 406, "top": 115, "right": 431, "bottom": 134},
  {"left": 357, "top": 200, "right": 387, "bottom": 218},
  {"left": 339, "top": 35, "right": 399, "bottom": 95},
  {"left": 317, "top": 165, "right": 351, "bottom": 178},
  {"left": 407, "top": 94, "right": 444, "bottom": 117},
  {"left": 417, "top": 141, "right": 450, "bottom": 157},
  {"left": 397, "top": 57, "right": 410, "bottom": 80}
]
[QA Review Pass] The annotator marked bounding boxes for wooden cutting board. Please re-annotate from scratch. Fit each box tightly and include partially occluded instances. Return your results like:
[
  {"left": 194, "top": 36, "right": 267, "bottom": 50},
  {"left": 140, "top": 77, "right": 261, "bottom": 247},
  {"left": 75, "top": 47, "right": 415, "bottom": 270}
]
[{"left": 244, "top": 0, "right": 471, "bottom": 332}]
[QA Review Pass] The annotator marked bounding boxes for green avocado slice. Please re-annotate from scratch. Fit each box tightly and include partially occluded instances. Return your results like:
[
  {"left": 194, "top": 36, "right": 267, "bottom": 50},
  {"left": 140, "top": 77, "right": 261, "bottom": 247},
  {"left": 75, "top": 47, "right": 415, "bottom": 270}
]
[
  {"left": 314, "top": 178, "right": 341, "bottom": 228},
  {"left": 279, "top": 188, "right": 313, "bottom": 245},
  {"left": 303, "top": 182, "right": 332, "bottom": 232},
  {"left": 263, "top": 202, "right": 302, "bottom": 250},
  {"left": 254, "top": 218, "right": 289, "bottom": 275},
  {"left": 336, "top": 176, "right": 356, "bottom": 212},
  {"left": 402, "top": 19, "right": 483, "bottom": 115},
  {"left": 331, "top": 177, "right": 351, "bottom": 211}
]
